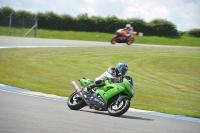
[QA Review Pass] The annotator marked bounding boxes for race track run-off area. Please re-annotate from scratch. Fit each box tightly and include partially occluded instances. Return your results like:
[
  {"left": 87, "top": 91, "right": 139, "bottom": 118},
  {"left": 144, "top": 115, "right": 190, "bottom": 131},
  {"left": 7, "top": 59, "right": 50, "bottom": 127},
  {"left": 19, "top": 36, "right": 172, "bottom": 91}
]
[{"left": 0, "top": 36, "right": 200, "bottom": 133}]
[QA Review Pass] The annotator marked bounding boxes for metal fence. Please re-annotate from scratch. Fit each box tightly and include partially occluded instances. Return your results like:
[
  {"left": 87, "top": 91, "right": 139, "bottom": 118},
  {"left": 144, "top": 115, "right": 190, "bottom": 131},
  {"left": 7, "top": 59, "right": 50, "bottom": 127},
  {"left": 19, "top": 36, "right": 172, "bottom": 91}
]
[{"left": 0, "top": 14, "right": 38, "bottom": 37}]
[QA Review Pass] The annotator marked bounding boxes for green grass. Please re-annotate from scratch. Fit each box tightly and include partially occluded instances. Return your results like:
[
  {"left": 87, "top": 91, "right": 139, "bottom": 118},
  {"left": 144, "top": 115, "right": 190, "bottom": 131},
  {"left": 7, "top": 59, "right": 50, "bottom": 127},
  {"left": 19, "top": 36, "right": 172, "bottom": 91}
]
[
  {"left": 0, "top": 26, "right": 200, "bottom": 47},
  {"left": 0, "top": 47, "right": 200, "bottom": 118}
]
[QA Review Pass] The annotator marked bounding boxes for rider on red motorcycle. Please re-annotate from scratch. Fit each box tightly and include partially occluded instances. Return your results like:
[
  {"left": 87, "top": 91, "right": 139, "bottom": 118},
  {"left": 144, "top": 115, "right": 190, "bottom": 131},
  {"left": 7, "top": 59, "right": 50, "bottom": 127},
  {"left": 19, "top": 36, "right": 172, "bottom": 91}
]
[
  {"left": 111, "top": 24, "right": 135, "bottom": 45},
  {"left": 123, "top": 24, "right": 134, "bottom": 40}
]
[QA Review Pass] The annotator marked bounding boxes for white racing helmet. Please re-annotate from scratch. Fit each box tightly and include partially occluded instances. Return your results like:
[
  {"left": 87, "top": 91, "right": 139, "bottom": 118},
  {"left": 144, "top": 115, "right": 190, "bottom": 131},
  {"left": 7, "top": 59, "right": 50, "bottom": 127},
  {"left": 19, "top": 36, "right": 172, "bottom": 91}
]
[{"left": 125, "top": 24, "right": 131, "bottom": 29}]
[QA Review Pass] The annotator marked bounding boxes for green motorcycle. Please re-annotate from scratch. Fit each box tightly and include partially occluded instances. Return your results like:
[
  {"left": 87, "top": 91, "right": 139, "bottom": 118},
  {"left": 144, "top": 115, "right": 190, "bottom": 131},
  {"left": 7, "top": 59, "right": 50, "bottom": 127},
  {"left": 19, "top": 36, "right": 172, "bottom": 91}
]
[{"left": 67, "top": 75, "right": 134, "bottom": 117}]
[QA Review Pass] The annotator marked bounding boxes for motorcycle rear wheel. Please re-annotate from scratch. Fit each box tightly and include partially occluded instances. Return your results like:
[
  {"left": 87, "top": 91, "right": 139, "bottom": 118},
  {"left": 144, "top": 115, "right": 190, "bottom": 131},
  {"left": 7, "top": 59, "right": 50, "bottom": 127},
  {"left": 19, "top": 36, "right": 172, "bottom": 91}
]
[
  {"left": 107, "top": 98, "right": 130, "bottom": 117},
  {"left": 67, "top": 91, "right": 86, "bottom": 110},
  {"left": 111, "top": 37, "right": 117, "bottom": 44}
]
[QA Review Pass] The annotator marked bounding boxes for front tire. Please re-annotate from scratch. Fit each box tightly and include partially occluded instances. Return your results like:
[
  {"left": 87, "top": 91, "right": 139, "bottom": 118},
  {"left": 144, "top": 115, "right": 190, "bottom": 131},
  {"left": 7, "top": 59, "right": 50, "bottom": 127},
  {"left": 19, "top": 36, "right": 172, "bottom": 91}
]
[
  {"left": 126, "top": 37, "right": 134, "bottom": 45},
  {"left": 126, "top": 41, "right": 132, "bottom": 45},
  {"left": 108, "top": 98, "right": 130, "bottom": 117},
  {"left": 67, "top": 91, "right": 86, "bottom": 110}
]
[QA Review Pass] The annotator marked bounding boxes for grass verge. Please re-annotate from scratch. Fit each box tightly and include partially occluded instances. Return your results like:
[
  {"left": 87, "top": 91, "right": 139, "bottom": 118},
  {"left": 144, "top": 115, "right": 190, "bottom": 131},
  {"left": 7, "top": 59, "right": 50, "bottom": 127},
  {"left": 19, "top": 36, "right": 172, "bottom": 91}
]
[{"left": 0, "top": 46, "right": 199, "bottom": 118}]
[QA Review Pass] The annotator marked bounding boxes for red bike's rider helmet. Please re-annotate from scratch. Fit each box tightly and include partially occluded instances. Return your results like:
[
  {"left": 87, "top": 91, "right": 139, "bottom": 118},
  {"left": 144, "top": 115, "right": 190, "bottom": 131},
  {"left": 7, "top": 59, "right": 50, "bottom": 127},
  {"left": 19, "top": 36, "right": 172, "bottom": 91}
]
[
  {"left": 125, "top": 24, "right": 131, "bottom": 29},
  {"left": 116, "top": 62, "right": 128, "bottom": 75}
]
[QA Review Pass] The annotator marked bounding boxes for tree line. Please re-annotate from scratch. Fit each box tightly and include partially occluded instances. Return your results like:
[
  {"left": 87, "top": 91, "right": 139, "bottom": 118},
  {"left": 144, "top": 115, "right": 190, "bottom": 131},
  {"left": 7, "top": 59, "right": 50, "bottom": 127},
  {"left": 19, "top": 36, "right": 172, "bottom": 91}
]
[{"left": 1, "top": 6, "right": 199, "bottom": 37}]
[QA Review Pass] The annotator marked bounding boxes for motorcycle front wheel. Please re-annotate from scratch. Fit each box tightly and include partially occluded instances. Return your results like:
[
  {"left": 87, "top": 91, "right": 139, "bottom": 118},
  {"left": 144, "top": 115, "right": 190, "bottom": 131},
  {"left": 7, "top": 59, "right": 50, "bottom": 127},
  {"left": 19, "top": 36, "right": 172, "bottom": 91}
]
[
  {"left": 107, "top": 98, "right": 130, "bottom": 117},
  {"left": 126, "top": 37, "right": 134, "bottom": 45},
  {"left": 67, "top": 91, "right": 86, "bottom": 110},
  {"left": 126, "top": 41, "right": 132, "bottom": 45}
]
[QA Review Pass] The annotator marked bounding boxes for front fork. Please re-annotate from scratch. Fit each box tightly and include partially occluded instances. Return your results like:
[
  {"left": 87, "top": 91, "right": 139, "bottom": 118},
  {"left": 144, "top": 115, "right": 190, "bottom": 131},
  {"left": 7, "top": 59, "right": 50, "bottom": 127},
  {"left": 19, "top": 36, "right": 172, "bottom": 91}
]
[
  {"left": 115, "top": 94, "right": 130, "bottom": 106},
  {"left": 117, "top": 94, "right": 125, "bottom": 102}
]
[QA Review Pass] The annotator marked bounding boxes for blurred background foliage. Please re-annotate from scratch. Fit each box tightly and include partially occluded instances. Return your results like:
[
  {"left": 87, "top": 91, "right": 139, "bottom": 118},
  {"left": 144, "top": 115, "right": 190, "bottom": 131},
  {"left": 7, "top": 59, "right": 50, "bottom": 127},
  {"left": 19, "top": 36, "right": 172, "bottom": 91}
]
[{"left": 0, "top": 6, "right": 200, "bottom": 37}]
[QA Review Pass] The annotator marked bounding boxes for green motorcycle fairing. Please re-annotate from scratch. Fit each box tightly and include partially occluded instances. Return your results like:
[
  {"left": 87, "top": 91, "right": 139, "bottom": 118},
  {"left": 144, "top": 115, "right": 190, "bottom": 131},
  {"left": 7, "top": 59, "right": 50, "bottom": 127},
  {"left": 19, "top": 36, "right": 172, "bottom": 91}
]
[
  {"left": 95, "top": 78, "right": 134, "bottom": 105},
  {"left": 79, "top": 76, "right": 134, "bottom": 106},
  {"left": 79, "top": 78, "right": 94, "bottom": 87}
]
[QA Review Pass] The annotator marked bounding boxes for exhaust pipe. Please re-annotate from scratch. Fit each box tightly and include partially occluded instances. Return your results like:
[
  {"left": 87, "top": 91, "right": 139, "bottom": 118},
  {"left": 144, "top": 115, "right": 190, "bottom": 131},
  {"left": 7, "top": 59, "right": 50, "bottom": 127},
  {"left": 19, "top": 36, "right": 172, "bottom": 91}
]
[
  {"left": 71, "top": 81, "right": 81, "bottom": 92},
  {"left": 71, "top": 81, "right": 90, "bottom": 105}
]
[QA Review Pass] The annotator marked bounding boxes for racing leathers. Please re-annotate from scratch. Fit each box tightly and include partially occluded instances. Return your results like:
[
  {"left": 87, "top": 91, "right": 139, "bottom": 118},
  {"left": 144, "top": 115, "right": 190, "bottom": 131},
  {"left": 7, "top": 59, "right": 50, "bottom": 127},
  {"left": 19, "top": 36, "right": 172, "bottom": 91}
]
[
  {"left": 123, "top": 26, "right": 134, "bottom": 38},
  {"left": 86, "top": 67, "right": 123, "bottom": 91}
]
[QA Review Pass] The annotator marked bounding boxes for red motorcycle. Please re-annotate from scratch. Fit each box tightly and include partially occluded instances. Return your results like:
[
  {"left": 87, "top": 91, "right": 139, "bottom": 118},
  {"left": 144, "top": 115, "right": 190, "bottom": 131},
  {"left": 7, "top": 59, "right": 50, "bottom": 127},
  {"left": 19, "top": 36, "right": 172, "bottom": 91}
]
[{"left": 111, "top": 29, "right": 137, "bottom": 45}]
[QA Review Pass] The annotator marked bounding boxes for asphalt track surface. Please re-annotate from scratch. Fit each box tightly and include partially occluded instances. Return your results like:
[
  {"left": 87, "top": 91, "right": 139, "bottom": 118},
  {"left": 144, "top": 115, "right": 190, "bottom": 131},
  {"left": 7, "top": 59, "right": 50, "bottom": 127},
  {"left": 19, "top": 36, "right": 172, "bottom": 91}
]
[
  {"left": 0, "top": 36, "right": 200, "bottom": 133},
  {"left": 1, "top": 36, "right": 199, "bottom": 48},
  {"left": 0, "top": 89, "right": 200, "bottom": 133}
]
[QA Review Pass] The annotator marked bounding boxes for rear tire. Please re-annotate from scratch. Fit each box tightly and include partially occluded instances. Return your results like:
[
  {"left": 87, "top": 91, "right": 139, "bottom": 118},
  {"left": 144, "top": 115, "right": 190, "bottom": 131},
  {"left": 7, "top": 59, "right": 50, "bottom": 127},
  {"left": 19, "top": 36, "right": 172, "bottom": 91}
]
[
  {"left": 67, "top": 91, "right": 86, "bottom": 110},
  {"left": 111, "top": 37, "right": 117, "bottom": 44},
  {"left": 108, "top": 98, "right": 130, "bottom": 117}
]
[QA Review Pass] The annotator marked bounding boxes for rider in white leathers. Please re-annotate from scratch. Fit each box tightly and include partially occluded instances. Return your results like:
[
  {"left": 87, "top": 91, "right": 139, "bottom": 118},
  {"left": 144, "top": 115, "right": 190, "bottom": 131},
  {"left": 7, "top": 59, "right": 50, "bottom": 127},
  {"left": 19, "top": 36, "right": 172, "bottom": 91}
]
[
  {"left": 124, "top": 24, "right": 134, "bottom": 38},
  {"left": 85, "top": 62, "right": 128, "bottom": 92}
]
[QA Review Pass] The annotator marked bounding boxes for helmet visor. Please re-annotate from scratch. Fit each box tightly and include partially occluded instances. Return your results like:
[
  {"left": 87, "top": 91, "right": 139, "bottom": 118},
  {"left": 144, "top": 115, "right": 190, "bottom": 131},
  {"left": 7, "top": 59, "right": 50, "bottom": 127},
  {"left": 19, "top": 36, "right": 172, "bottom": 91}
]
[{"left": 122, "top": 68, "right": 127, "bottom": 75}]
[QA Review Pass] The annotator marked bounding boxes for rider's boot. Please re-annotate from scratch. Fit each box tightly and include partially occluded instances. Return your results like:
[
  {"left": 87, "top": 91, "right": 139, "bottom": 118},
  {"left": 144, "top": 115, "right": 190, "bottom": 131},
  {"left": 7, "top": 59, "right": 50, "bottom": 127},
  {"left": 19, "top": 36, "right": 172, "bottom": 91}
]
[{"left": 83, "top": 84, "right": 96, "bottom": 93}]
